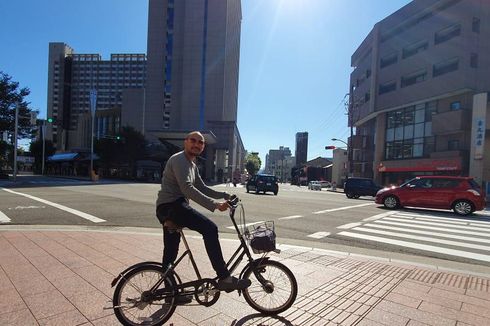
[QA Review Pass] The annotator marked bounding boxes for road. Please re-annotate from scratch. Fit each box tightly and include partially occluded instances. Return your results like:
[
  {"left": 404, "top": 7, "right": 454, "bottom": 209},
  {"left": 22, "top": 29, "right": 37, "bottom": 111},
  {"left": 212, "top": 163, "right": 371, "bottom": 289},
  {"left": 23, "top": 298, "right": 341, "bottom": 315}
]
[{"left": 1, "top": 175, "right": 490, "bottom": 267}]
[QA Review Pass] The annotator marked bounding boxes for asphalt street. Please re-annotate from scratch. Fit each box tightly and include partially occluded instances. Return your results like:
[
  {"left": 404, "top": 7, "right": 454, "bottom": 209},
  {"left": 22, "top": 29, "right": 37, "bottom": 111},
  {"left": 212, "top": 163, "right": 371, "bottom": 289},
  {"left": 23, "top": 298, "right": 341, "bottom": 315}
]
[{"left": 1, "top": 175, "right": 490, "bottom": 270}]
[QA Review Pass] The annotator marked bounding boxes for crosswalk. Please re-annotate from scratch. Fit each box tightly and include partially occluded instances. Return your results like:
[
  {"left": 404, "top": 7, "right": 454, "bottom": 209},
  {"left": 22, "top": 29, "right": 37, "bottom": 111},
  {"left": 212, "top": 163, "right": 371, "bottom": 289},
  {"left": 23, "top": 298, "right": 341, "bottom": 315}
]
[{"left": 337, "top": 210, "right": 490, "bottom": 263}]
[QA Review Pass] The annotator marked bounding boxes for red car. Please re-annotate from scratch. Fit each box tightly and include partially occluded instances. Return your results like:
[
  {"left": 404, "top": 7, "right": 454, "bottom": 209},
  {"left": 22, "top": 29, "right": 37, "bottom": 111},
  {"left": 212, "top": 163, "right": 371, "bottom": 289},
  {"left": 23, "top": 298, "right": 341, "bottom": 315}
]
[{"left": 375, "top": 176, "right": 486, "bottom": 216}]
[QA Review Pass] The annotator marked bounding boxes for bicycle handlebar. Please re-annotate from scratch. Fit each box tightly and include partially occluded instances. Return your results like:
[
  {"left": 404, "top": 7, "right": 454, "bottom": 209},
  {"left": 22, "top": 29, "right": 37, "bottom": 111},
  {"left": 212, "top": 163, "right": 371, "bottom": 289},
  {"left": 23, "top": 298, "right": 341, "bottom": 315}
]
[{"left": 227, "top": 195, "right": 239, "bottom": 208}]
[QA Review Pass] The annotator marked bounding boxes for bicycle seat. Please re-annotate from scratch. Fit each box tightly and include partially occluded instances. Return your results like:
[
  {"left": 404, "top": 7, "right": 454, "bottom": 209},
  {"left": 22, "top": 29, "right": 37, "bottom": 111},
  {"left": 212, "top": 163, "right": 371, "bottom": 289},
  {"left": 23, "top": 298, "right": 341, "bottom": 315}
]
[{"left": 164, "top": 219, "right": 182, "bottom": 232}]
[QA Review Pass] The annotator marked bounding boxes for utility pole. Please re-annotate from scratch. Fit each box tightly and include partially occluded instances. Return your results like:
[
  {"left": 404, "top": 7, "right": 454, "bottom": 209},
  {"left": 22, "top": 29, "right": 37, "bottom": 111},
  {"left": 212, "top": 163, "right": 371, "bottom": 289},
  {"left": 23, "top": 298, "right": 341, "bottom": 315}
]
[
  {"left": 348, "top": 90, "right": 354, "bottom": 177},
  {"left": 41, "top": 120, "right": 46, "bottom": 175},
  {"left": 89, "top": 89, "right": 97, "bottom": 181},
  {"left": 13, "top": 102, "right": 19, "bottom": 182}
]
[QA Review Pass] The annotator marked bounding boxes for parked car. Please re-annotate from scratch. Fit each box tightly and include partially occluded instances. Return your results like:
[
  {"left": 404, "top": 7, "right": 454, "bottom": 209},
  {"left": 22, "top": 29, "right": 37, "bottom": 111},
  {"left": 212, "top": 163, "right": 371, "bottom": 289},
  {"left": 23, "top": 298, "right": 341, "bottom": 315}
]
[
  {"left": 246, "top": 174, "right": 279, "bottom": 195},
  {"left": 375, "top": 176, "right": 486, "bottom": 216},
  {"left": 320, "top": 181, "right": 331, "bottom": 189},
  {"left": 308, "top": 181, "right": 322, "bottom": 191},
  {"left": 344, "top": 178, "right": 382, "bottom": 198}
]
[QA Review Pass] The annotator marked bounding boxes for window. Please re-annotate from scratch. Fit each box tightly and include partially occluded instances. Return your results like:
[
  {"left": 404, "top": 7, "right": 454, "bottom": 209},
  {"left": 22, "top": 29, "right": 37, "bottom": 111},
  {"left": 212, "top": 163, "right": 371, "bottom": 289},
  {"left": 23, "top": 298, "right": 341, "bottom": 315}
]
[
  {"left": 402, "top": 40, "right": 428, "bottom": 59},
  {"left": 385, "top": 102, "right": 436, "bottom": 160},
  {"left": 433, "top": 58, "right": 459, "bottom": 77},
  {"left": 379, "top": 81, "right": 396, "bottom": 95},
  {"left": 472, "top": 17, "right": 480, "bottom": 33},
  {"left": 450, "top": 101, "right": 461, "bottom": 110},
  {"left": 448, "top": 139, "right": 459, "bottom": 150},
  {"left": 380, "top": 53, "right": 397, "bottom": 68},
  {"left": 364, "top": 92, "right": 370, "bottom": 103},
  {"left": 435, "top": 24, "right": 461, "bottom": 45},
  {"left": 470, "top": 53, "right": 478, "bottom": 68},
  {"left": 366, "top": 69, "right": 371, "bottom": 79},
  {"left": 401, "top": 69, "right": 427, "bottom": 88}
]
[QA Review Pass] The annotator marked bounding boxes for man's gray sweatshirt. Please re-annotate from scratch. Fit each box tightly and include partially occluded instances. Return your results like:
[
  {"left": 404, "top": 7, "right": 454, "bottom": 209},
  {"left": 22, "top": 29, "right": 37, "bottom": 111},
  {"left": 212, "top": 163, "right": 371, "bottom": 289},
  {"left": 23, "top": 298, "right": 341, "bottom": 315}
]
[{"left": 156, "top": 151, "right": 230, "bottom": 211}]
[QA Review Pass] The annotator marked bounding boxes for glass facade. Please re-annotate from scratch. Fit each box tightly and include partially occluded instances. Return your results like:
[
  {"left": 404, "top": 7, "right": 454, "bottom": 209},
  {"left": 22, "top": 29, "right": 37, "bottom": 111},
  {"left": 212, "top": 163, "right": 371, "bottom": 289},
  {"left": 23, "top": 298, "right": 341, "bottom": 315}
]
[{"left": 385, "top": 101, "right": 436, "bottom": 160}]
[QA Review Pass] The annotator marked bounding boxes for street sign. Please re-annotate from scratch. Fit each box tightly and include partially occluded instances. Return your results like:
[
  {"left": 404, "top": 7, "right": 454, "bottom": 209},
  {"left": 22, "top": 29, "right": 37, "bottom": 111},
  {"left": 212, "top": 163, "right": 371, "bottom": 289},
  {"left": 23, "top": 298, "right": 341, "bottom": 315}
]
[{"left": 89, "top": 89, "right": 97, "bottom": 117}]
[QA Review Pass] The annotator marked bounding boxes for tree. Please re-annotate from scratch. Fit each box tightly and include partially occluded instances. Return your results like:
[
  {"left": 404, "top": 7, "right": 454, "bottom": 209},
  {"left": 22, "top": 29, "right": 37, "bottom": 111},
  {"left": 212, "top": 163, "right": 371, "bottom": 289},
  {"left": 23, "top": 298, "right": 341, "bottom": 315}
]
[
  {"left": 0, "top": 72, "right": 36, "bottom": 170},
  {"left": 245, "top": 152, "right": 261, "bottom": 176},
  {"left": 29, "top": 139, "right": 56, "bottom": 174}
]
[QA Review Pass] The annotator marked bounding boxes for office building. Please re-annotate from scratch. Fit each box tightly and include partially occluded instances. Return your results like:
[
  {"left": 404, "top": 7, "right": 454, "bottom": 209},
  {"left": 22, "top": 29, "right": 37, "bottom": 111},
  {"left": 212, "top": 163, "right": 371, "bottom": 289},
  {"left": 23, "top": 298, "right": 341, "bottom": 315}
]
[
  {"left": 265, "top": 146, "right": 294, "bottom": 182},
  {"left": 46, "top": 43, "right": 146, "bottom": 151},
  {"left": 295, "top": 132, "right": 308, "bottom": 167},
  {"left": 349, "top": 0, "right": 490, "bottom": 186},
  {"left": 145, "top": 0, "right": 244, "bottom": 180}
]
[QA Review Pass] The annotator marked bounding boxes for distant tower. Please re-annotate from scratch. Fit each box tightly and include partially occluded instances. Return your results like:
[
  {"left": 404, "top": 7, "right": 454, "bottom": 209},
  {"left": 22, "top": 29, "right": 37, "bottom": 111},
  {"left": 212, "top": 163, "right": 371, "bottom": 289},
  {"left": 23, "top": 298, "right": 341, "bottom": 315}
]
[{"left": 295, "top": 132, "right": 308, "bottom": 166}]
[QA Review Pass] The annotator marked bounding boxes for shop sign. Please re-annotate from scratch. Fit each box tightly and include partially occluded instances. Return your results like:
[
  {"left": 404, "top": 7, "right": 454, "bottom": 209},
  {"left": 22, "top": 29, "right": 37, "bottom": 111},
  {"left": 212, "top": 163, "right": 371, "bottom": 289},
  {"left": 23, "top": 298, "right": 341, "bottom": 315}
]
[{"left": 474, "top": 118, "right": 485, "bottom": 160}]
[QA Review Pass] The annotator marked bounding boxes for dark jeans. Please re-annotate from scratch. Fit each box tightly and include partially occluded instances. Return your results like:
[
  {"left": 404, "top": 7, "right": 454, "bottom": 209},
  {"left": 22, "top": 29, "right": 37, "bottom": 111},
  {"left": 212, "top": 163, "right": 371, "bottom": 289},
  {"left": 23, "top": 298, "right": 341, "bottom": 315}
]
[{"left": 156, "top": 198, "right": 230, "bottom": 279}]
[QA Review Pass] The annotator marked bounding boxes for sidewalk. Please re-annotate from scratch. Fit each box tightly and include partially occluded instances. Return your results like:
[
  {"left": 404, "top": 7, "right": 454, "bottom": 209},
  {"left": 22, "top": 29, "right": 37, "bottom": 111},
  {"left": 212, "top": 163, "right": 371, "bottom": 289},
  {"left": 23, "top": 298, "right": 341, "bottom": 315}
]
[{"left": 1, "top": 226, "right": 490, "bottom": 325}]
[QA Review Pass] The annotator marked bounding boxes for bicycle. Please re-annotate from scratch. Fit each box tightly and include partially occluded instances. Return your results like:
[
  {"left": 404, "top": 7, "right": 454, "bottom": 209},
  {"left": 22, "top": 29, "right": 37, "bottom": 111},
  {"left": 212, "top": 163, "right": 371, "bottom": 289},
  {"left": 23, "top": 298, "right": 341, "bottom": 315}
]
[{"left": 111, "top": 196, "right": 298, "bottom": 326}]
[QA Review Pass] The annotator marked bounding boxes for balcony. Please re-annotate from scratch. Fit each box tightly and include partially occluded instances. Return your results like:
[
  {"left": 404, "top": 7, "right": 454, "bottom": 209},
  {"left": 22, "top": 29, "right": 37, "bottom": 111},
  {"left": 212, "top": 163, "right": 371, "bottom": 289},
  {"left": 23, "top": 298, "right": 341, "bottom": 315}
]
[{"left": 432, "top": 109, "right": 470, "bottom": 135}]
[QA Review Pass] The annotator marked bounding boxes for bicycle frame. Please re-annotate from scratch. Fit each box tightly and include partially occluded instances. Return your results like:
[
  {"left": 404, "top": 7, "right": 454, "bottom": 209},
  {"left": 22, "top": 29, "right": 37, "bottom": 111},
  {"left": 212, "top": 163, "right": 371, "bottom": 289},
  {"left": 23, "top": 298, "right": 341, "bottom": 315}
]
[{"left": 150, "top": 201, "right": 267, "bottom": 301}]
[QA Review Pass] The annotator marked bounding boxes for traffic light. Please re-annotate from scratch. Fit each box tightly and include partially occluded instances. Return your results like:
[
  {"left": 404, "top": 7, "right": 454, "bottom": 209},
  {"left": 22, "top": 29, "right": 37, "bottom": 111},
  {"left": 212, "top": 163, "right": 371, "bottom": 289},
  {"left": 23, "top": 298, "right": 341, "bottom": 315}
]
[
  {"left": 47, "top": 117, "right": 54, "bottom": 123},
  {"left": 325, "top": 146, "right": 336, "bottom": 150},
  {"left": 116, "top": 135, "right": 121, "bottom": 140}
]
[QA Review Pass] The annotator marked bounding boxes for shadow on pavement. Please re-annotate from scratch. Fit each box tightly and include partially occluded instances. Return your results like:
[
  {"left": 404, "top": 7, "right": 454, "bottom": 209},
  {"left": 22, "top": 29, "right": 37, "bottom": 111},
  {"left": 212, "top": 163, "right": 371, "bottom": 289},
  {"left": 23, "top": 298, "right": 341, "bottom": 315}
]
[{"left": 233, "top": 313, "right": 293, "bottom": 326}]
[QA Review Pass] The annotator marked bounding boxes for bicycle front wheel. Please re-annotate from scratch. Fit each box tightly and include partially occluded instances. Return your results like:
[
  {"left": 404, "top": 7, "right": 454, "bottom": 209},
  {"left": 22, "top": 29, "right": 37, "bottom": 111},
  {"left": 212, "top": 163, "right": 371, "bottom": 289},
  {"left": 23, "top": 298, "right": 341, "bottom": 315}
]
[
  {"left": 242, "top": 260, "right": 297, "bottom": 315},
  {"left": 113, "top": 264, "right": 177, "bottom": 326}
]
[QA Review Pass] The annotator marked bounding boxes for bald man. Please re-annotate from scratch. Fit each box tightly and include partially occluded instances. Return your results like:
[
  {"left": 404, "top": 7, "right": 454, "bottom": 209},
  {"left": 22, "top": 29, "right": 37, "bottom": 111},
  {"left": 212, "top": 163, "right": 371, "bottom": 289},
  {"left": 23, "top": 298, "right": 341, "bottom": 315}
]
[{"left": 156, "top": 131, "right": 251, "bottom": 296}]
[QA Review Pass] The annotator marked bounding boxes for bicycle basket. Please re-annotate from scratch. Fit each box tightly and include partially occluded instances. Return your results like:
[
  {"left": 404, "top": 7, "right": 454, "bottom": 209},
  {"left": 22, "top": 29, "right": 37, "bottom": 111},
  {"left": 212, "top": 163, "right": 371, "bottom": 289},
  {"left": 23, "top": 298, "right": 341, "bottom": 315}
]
[{"left": 245, "top": 221, "right": 276, "bottom": 254}]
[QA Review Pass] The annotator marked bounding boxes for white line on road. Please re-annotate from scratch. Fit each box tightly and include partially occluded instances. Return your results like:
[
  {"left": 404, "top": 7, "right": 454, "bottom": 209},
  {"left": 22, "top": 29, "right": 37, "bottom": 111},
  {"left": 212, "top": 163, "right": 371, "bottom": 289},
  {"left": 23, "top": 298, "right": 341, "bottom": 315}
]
[
  {"left": 364, "top": 223, "right": 490, "bottom": 244},
  {"left": 337, "top": 222, "right": 362, "bottom": 229},
  {"left": 2, "top": 188, "right": 106, "bottom": 223},
  {"left": 374, "top": 220, "right": 490, "bottom": 238},
  {"left": 362, "top": 211, "right": 398, "bottom": 221},
  {"left": 384, "top": 216, "right": 490, "bottom": 232},
  {"left": 0, "top": 211, "right": 11, "bottom": 223},
  {"left": 353, "top": 226, "right": 490, "bottom": 251},
  {"left": 313, "top": 203, "right": 373, "bottom": 214},
  {"left": 337, "top": 231, "right": 490, "bottom": 263},
  {"left": 278, "top": 215, "right": 303, "bottom": 220},
  {"left": 307, "top": 232, "right": 331, "bottom": 239}
]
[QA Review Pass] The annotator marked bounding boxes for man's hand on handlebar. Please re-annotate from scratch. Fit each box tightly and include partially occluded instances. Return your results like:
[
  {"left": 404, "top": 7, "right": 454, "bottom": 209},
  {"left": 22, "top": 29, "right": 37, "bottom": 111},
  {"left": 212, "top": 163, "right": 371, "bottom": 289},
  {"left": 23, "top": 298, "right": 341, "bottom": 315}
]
[{"left": 216, "top": 202, "right": 230, "bottom": 212}]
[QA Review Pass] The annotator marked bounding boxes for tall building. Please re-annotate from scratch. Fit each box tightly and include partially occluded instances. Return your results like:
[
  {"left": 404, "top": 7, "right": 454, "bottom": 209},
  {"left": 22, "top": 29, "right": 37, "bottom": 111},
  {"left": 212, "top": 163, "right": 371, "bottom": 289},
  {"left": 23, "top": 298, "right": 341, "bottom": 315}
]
[
  {"left": 295, "top": 132, "right": 308, "bottom": 167},
  {"left": 145, "top": 0, "right": 244, "bottom": 180},
  {"left": 265, "top": 146, "right": 294, "bottom": 182},
  {"left": 46, "top": 43, "right": 146, "bottom": 151},
  {"left": 349, "top": 0, "right": 490, "bottom": 186}
]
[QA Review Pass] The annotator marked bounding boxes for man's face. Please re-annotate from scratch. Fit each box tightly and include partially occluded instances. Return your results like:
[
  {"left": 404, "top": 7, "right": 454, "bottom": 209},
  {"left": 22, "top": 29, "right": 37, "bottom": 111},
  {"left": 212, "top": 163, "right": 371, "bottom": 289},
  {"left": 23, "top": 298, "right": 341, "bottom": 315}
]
[{"left": 184, "top": 133, "right": 205, "bottom": 157}]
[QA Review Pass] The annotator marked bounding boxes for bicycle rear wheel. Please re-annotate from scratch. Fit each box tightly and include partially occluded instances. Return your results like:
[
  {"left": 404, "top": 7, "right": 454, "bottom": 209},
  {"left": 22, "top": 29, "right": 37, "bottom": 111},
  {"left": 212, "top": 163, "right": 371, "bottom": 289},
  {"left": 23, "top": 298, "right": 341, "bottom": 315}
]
[
  {"left": 242, "top": 260, "right": 297, "bottom": 315},
  {"left": 113, "top": 264, "right": 177, "bottom": 326}
]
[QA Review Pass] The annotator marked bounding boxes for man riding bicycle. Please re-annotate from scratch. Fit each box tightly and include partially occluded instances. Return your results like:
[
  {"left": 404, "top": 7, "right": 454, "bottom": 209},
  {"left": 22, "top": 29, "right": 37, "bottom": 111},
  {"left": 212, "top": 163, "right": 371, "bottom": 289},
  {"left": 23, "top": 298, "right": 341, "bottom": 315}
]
[{"left": 156, "top": 131, "right": 251, "bottom": 299}]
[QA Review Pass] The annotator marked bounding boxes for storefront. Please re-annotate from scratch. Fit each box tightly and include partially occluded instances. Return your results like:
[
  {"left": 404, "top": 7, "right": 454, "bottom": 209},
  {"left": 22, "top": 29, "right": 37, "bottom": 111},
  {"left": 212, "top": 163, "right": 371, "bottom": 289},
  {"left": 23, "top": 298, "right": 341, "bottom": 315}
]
[{"left": 378, "top": 157, "right": 464, "bottom": 186}]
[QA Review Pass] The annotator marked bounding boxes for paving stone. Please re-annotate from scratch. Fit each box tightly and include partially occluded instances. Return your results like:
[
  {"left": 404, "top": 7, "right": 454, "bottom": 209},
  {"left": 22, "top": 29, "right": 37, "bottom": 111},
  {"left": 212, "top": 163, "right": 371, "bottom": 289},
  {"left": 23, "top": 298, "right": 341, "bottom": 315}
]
[
  {"left": 0, "top": 308, "right": 38, "bottom": 326},
  {"left": 364, "top": 307, "right": 410, "bottom": 326},
  {"left": 419, "top": 301, "right": 490, "bottom": 326},
  {"left": 38, "top": 309, "right": 89, "bottom": 326},
  {"left": 23, "top": 289, "right": 76, "bottom": 320}
]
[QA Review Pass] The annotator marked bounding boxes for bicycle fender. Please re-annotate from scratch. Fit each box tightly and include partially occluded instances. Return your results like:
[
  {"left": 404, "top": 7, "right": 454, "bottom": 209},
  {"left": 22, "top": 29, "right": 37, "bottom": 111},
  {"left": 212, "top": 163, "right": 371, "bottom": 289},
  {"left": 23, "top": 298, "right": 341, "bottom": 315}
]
[
  {"left": 238, "top": 257, "right": 270, "bottom": 280},
  {"left": 111, "top": 261, "right": 163, "bottom": 287}
]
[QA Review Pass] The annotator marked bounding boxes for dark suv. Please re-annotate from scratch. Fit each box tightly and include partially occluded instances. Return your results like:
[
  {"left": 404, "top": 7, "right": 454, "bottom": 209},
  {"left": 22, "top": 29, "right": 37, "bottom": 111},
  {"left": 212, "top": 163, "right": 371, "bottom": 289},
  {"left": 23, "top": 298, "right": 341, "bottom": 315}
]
[
  {"left": 246, "top": 174, "right": 279, "bottom": 195},
  {"left": 344, "top": 178, "right": 382, "bottom": 199}
]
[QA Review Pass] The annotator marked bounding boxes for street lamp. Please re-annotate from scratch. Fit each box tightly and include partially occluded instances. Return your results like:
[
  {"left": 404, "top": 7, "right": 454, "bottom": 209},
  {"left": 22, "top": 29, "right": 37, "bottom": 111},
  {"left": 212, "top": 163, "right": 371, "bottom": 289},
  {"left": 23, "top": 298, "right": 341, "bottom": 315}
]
[{"left": 331, "top": 138, "right": 348, "bottom": 147}]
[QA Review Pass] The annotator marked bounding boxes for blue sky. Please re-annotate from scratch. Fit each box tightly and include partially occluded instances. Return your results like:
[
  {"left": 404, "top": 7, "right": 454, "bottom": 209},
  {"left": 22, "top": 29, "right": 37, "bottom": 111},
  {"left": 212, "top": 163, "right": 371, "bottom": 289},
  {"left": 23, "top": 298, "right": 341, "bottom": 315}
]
[{"left": 0, "top": 0, "right": 411, "bottom": 164}]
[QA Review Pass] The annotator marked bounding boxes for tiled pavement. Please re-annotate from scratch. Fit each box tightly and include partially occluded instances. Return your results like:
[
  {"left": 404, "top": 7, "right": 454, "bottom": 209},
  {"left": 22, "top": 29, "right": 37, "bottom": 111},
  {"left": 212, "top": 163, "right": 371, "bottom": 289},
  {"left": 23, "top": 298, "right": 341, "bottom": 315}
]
[{"left": 1, "top": 227, "right": 490, "bottom": 326}]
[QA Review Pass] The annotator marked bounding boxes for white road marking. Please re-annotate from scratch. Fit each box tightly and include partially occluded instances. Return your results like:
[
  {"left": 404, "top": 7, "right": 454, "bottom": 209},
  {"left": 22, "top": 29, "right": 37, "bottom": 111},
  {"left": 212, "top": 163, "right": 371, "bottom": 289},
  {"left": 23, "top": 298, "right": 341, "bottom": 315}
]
[
  {"left": 396, "top": 211, "right": 490, "bottom": 226},
  {"left": 307, "top": 232, "right": 331, "bottom": 239},
  {"left": 393, "top": 214, "right": 468, "bottom": 225},
  {"left": 8, "top": 205, "right": 46, "bottom": 210},
  {"left": 2, "top": 188, "right": 106, "bottom": 223},
  {"left": 353, "top": 227, "right": 490, "bottom": 251},
  {"left": 383, "top": 216, "right": 490, "bottom": 232},
  {"left": 226, "top": 221, "right": 264, "bottom": 230},
  {"left": 364, "top": 223, "right": 490, "bottom": 245},
  {"left": 278, "top": 215, "right": 302, "bottom": 220},
  {"left": 313, "top": 203, "right": 373, "bottom": 214},
  {"left": 0, "top": 211, "right": 11, "bottom": 223},
  {"left": 374, "top": 220, "right": 490, "bottom": 238},
  {"left": 337, "top": 231, "right": 490, "bottom": 263},
  {"left": 362, "top": 211, "right": 398, "bottom": 221},
  {"left": 337, "top": 222, "right": 362, "bottom": 229}
]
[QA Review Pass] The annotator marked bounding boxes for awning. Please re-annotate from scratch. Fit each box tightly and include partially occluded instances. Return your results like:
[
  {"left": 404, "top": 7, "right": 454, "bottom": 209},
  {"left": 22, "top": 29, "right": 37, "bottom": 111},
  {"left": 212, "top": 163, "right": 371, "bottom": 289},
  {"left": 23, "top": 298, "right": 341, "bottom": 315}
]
[
  {"left": 378, "top": 158, "right": 462, "bottom": 173},
  {"left": 47, "top": 152, "right": 99, "bottom": 162}
]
